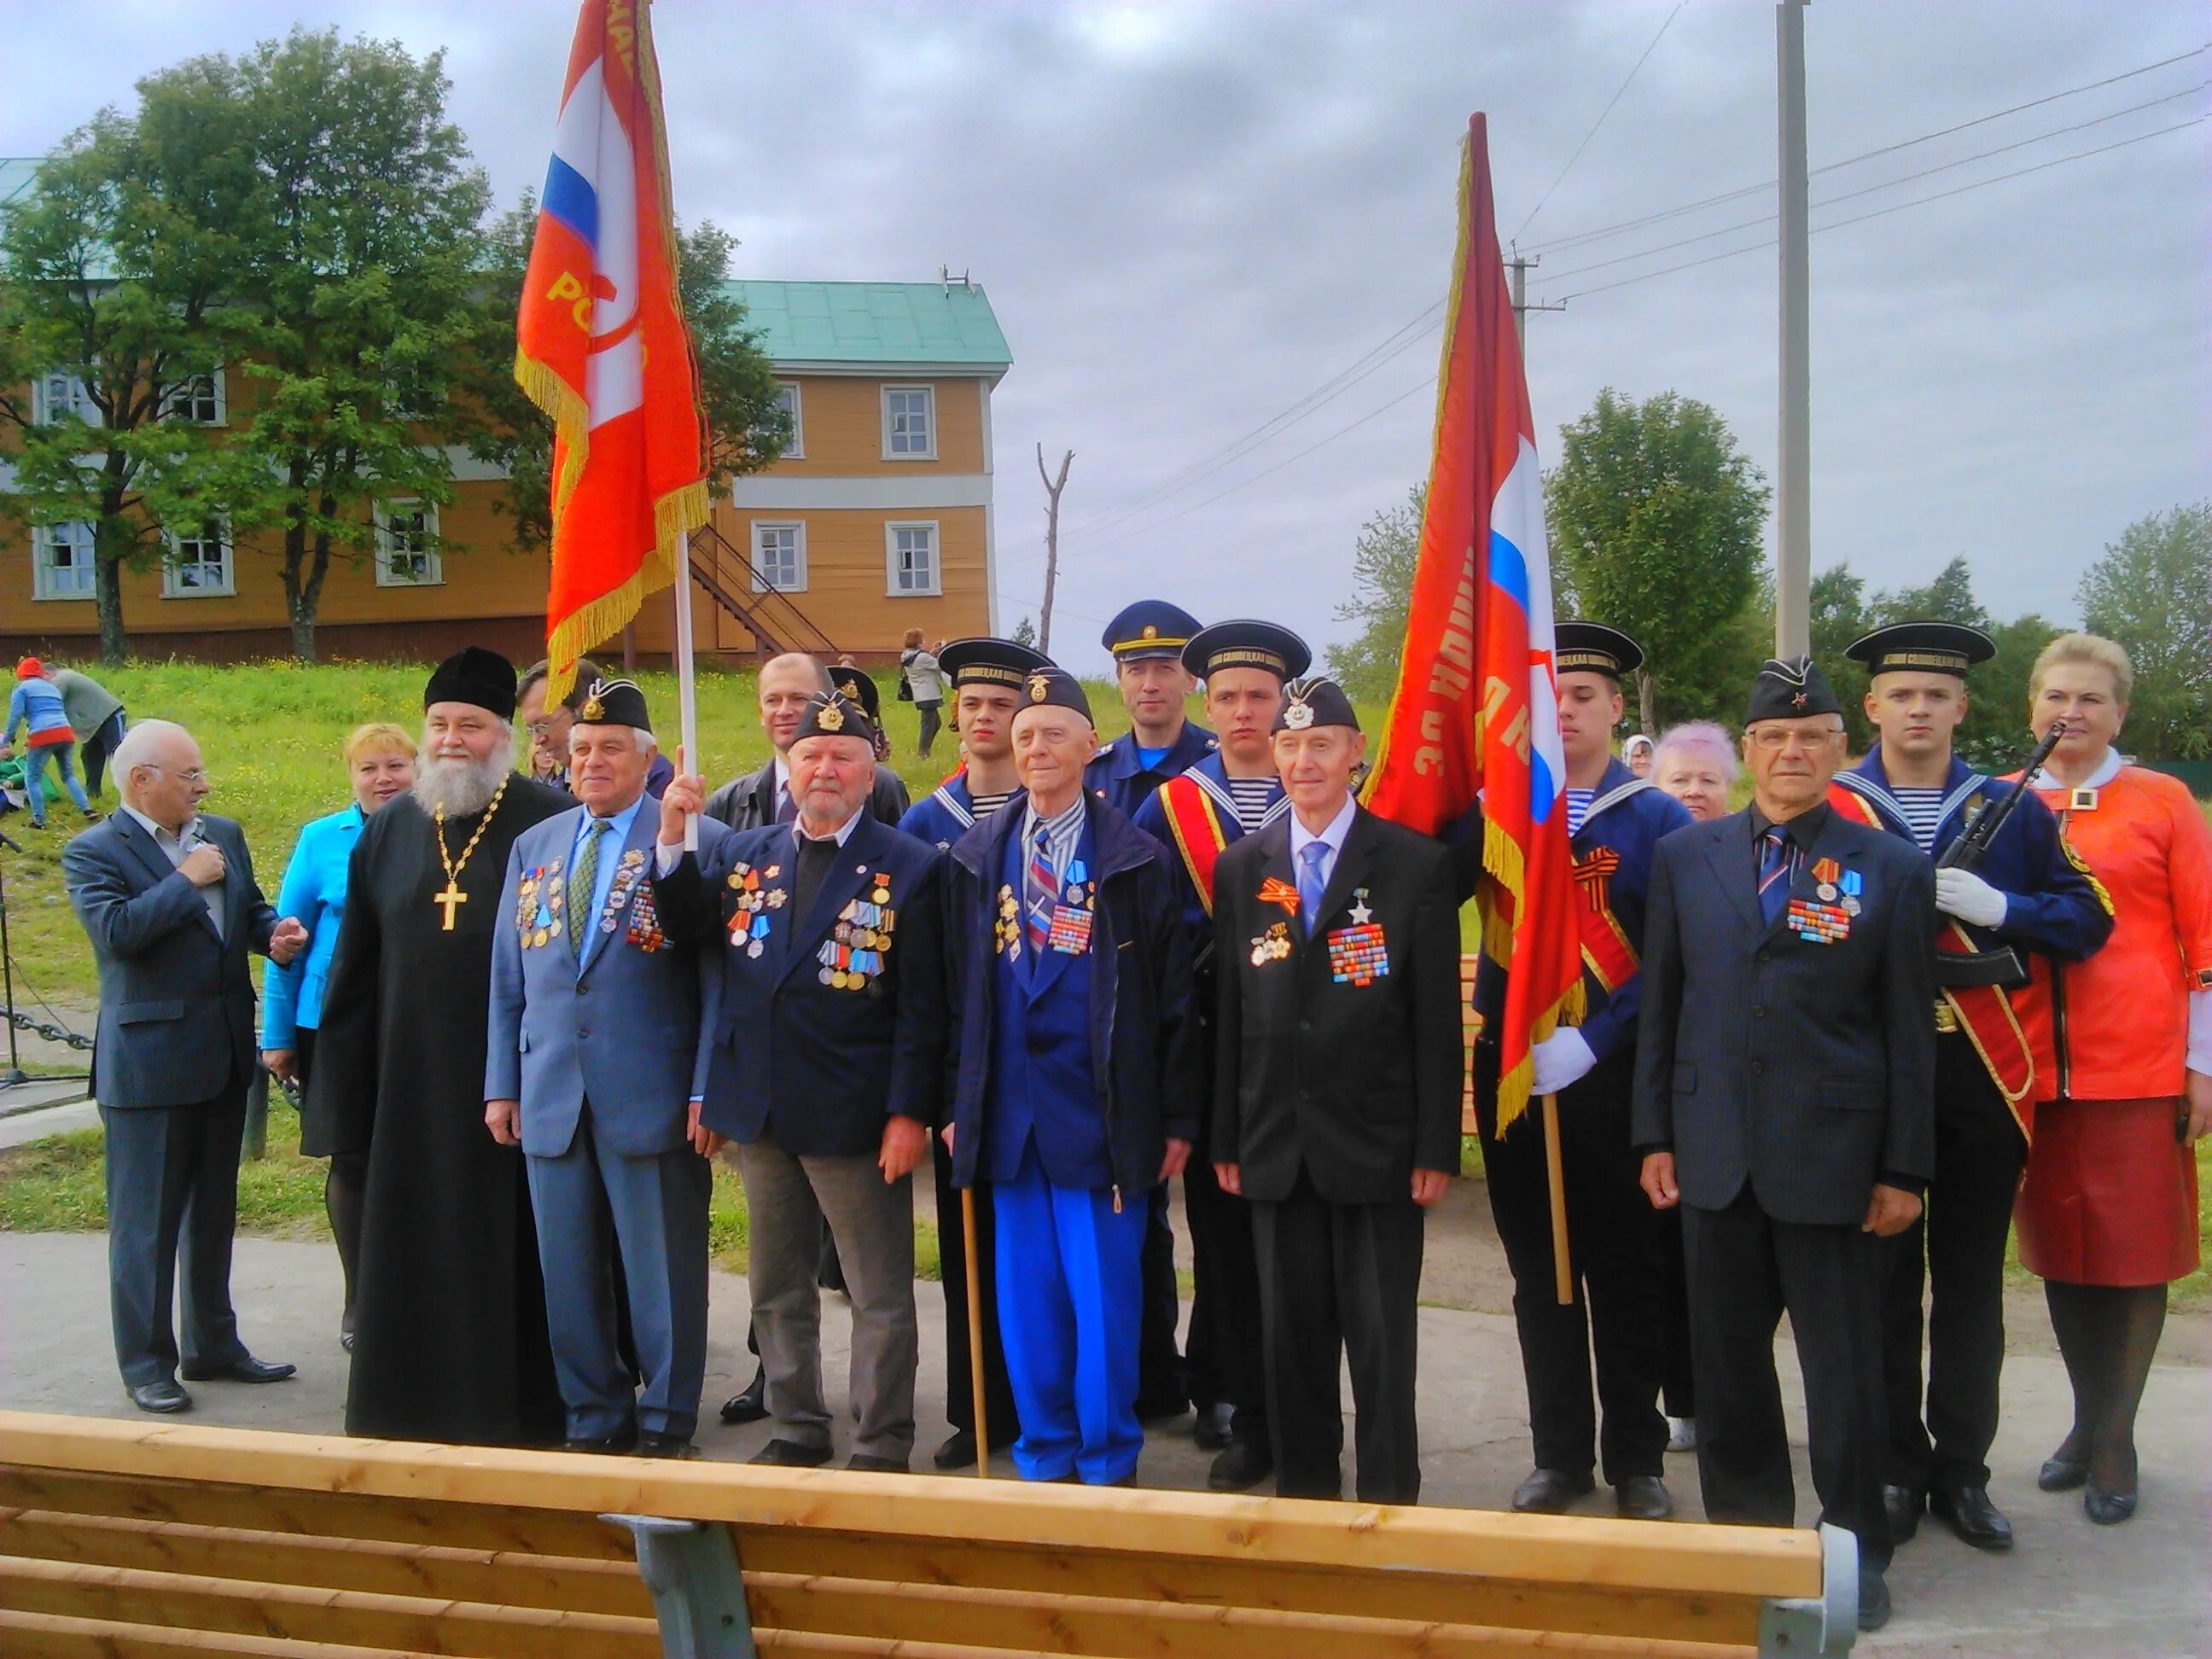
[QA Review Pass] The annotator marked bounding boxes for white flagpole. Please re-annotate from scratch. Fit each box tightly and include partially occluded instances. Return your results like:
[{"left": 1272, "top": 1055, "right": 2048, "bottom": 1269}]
[{"left": 675, "top": 531, "right": 701, "bottom": 851}]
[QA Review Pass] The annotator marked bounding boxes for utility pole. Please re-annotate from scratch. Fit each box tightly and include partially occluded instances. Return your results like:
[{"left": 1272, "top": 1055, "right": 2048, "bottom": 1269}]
[
  {"left": 1507, "top": 248, "right": 1564, "bottom": 355},
  {"left": 1775, "top": 0, "right": 1813, "bottom": 657},
  {"left": 1036, "top": 444, "right": 1074, "bottom": 655}
]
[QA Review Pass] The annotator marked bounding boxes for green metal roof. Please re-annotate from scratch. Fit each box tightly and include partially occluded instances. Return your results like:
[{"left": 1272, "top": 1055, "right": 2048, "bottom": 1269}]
[{"left": 723, "top": 280, "right": 1011, "bottom": 373}]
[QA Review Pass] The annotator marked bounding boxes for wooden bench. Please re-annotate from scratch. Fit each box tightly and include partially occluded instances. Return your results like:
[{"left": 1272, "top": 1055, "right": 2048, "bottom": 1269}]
[{"left": 0, "top": 1410, "right": 1855, "bottom": 1658}]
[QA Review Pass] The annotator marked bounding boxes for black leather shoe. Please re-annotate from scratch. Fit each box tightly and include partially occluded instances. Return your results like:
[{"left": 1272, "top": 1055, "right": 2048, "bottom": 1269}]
[
  {"left": 719, "top": 1366, "right": 768, "bottom": 1425},
  {"left": 2084, "top": 1483, "right": 2138, "bottom": 1525},
  {"left": 562, "top": 1432, "right": 637, "bottom": 1455},
  {"left": 1929, "top": 1484, "right": 2013, "bottom": 1551},
  {"left": 180, "top": 1355, "right": 296, "bottom": 1384},
  {"left": 127, "top": 1378, "right": 191, "bottom": 1414},
  {"left": 2039, "top": 1452, "right": 2089, "bottom": 1492},
  {"left": 847, "top": 1452, "right": 909, "bottom": 1473},
  {"left": 1882, "top": 1482, "right": 1924, "bottom": 1544},
  {"left": 634, "top": 1431, "right": 698, "bottom": 1460},
  {"left": 1615, "top": 1475, "right": 1674, "bottom": 1521},
  {"left": 749, "top": 1438, "right": 833, "bottom": 1468},
  {"left": 1510, "top": 1468, "right": 1596, "bottom": 1514},
  {"left": 933, "top": 1429, "right": 977, "bottom": 1470},
  {"left": 1207, "top": 1440, "right": 1275, "bottom": 1493},
  {"left": 1192, "top": 1401, "right": 1235, "bottom": 1451},
  {"left": 1857, "top": 1568, "right": 1892, "bottom": 1632}
]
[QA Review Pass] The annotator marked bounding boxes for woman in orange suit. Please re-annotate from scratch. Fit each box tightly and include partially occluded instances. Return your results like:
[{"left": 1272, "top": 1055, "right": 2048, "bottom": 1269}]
[{"left": 2012, "top": 632, "right": 2212, "bottom": 1526}]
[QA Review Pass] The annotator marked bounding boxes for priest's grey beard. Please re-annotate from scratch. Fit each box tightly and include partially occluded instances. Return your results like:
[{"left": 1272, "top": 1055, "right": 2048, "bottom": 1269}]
[{"left": 412, "top": 735, "right": 515, "bottom": 817}]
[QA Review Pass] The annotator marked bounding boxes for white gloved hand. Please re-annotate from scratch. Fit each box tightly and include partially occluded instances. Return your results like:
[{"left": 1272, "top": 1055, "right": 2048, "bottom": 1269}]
[
  {"left": 1531, "top": 1027, "right": 1598, "bottom": 1097},
  {"left": 1935, "top": 867, "right": 2009, "bottom": 929}
]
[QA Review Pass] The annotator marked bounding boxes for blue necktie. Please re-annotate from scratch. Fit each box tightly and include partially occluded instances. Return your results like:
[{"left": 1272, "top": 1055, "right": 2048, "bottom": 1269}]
[
  {"left": 1757, "top": 826, "right": 1795, "bottom": 926},
  {"left": 1298, "top": 840, "right": 1330, "bottom": 930}
]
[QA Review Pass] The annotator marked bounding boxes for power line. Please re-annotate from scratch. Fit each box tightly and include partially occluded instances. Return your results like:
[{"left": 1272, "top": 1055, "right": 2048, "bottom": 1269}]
[
  {"left": 1514, "top": 0, "right": 1690, "bottom": 241},
  {"left": 1523, "top": 41, "right": 2209, "bottom": 256},
  {"left": 1548, "top": 114, "right": 2203, "bottom": 303}
]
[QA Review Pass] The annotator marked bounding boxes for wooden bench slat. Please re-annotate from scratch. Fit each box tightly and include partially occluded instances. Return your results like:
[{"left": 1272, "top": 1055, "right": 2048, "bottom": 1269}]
[
  {"left": 0, "top": 1414, "right": 1824, "bottom": 1602},
  {"left": 0, "top": 1509, "right": 652, "bottom": 1619},
  {"left": 729, "top": 1528, "right": 1765, "bottom": 1647},
  {"left": 0, "top": 1555, "right": 662, "bottom": 1659},
  {"left": 0, "top": 1470, "right": 632, "bottom": 1563},
  {"left": 0, "top": 1604, "right": 428, "bottom": 1658}
]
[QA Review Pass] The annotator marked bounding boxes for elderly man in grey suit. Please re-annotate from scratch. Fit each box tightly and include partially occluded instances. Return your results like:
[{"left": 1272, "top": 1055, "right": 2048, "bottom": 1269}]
[
  {"left": 63, "top": 719, "right": 307, "bottom": 1413},
  {"left": 486, "top": 680, "right": 725, "bottom": 1458}
]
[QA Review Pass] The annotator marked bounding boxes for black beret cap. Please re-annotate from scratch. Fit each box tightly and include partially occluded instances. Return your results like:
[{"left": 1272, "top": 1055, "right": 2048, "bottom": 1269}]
[
  {"left": 793, "top": 690, "right": 877, "bottom": 747},
  {"left": 1183, "top": 619, "right": 1313, "bottom": 682},
  {"left": 1745, "top": 655, "right": 1844, "bottom": 725},
  {"left": 1273, "top": 675, "right": 1359, "bottom": 734},
  {"left": 425, "top": 647, "right": 518, "bottom": 720},
  {"left": 1016, "top": 667, "right": 1093, "bottom": 725},
  {"left": 832, "top": 667, "right": 882, "bottom": 719},
  {"left": 573, "top": 677, "right": 651, "bottom": 731},
  {"left": 1844, "top": 620, "right": 1995, "bottom": 679},
  {"left": 937, "top": 637, "right": 1053, "bottom": 690},
  {"left": 1555, "top": 621, "right": 1644, "bottom": 680}
]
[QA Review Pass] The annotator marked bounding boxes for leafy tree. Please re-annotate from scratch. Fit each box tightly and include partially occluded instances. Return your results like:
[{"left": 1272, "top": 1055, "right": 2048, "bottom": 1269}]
[
  {"left": 1545, "top": 388, "right": 1769, "bottom": 733},
  {"left": 1010, "top": 614, "right": 1038, "bottom": 649},
  {"left": 186, "top": 29, "right": 492, "bottom": 662},
  {"left": 1808, "top": 563, "right": 1875, "bottom": 750},
  {"left": 1324, "top": 484, "right": 1423, "bottom": 703},
  {"left": 2077, "top": 503, "right": 2211, "bottom": 760},
  {"left": 469, "top": 201, "right": 788, "bottom": 550},
  {"left": 0, "top": 104, "right": 243, "bottom": 661}
]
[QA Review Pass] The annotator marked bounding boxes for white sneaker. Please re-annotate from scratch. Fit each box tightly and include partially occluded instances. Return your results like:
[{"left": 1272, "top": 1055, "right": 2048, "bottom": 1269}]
[{"left": 1668, "top": 1417, "right": 1697, "bottom": 1453}]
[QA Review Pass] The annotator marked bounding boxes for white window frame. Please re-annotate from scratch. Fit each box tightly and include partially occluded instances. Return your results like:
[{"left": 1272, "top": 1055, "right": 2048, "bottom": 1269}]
[
  {"left": 162, "top": 519, "right": 234, "bottom": 598},
  {"left": 749, "top": 520, "right": 807, "bottom": 593},
  {"left": 771, "top": 381, "right": 804, "bottom": 459},
  {"left": 881, "top": 384, "right": 936, "bottom": 461},
  {"left": 372, "top": 498, "right": 443, "bottom": 588},
  {"left": 885, "top": 520, "right": 941, "bottom": 597},
  {"left": 161, "top": 367, "right": 227, "bottom": 427},
  {"left": 31, "top": 522, "right": 97, "bottom": 602},
  {"left": 32, "top": 370, "right": 99, "bottom": 428}
]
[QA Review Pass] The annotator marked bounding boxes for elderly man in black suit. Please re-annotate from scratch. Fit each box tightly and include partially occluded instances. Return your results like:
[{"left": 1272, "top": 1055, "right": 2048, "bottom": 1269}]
[
  {"left": 1633, "top": 657, "right": 1936, "bottom": 1633},
  {"left": 63, "top": 719, "right": 308, "bottom": 1413}
]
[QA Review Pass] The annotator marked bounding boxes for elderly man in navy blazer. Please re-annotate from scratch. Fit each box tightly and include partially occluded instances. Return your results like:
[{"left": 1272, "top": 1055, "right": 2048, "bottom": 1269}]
[
  {"left": 654, "top": 690, "right": 947, "bottom": 1471},
  {"left": 63, "top": 719, "right": 307, "bottom": 1413},
  {"left": 486, "top": 679, "right": 725, "bottom": 1458}
]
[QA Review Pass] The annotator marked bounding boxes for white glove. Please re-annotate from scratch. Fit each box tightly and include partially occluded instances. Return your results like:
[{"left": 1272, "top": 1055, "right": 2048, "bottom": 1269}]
[
  {"left": 1935, "top": 867, "right": 2008, "bottom": 929},
  {"left": 1531, "top": 1027, "right": 1598, "bottom": 1097}
]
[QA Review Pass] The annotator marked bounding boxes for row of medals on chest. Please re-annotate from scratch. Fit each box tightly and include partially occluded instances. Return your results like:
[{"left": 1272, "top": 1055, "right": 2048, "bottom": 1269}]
[
  {"left": 995, "top": 867, "right": 1097, "bottom": 960},
  {"left": 729, "top": 861, "right": 897, "bottom": 990},
  {"left": 514, "top": 851, "right": 650, "bottom": 948}
]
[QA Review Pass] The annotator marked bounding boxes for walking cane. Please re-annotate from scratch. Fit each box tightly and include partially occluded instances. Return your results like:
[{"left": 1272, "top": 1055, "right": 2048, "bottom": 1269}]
[
  {"left": 1542, "top": 1091, "right": 1573, "bottom": 1306},
  {"left": 960, "top": 1187, "right": 991, "bottom": 1476}
]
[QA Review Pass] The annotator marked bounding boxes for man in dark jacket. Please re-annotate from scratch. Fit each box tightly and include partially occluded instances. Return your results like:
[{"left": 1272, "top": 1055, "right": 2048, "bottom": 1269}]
[
  {"left": 1633, "top": 655, "right": 1936, "bottom": 1633},
  {"left": 1212, "top": 677, "right": 1463, "bottom": 1505},
  {"left": 705, "top": 653, "right": 909, "bottom": 831},
  {"left": 944, "top": 667, "right": 1202, "bottom": 1485}
]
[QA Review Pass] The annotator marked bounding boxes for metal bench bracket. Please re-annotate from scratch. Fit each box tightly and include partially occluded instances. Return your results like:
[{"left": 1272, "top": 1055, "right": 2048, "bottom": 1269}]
[
  {"left": 604, "top": 1512, "right": 758, "bottom": 1659},
  {"left": 1758, "top": 1522, "right": 1858, "bottom": 1657}
]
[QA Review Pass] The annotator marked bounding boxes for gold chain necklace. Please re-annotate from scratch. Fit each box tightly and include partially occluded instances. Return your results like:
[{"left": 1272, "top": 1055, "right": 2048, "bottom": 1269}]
[{"left": 431, "top": 775, "right": 510, "bottom": 931}]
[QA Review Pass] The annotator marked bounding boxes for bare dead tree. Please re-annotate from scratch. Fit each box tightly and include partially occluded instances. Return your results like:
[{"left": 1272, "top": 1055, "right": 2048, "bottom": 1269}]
[{"left": 1036, "top": 444, "right": 1074, "bottom": 655}]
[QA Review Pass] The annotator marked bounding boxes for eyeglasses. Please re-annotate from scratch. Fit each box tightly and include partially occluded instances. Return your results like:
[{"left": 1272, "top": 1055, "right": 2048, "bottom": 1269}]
[
  {"left": 144, "top": 765, "right": 210, "bottom": 783},
  {"left": 1745, "top": 725, "right": 1842, "bottom": 753}
]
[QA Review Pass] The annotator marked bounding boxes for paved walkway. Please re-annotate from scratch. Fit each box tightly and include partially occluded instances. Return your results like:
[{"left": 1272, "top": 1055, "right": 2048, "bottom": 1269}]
[{"left": 2, "top": 1231, "right": 2204, "bottom": 1655}]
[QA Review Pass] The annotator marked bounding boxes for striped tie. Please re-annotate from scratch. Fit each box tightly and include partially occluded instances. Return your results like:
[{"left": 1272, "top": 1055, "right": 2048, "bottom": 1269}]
[
  {"left": 1025, "top": 823, "right": 1057, "bottom": 951},
  {"left": 1757, "top": 826, "right": 1795, "bottom": 926}
]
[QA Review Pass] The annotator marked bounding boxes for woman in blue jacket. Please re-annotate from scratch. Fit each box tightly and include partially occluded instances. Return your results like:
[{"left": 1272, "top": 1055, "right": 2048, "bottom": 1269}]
[{"left": 260, "top": 722, "right": 416, "bottom": 1349}]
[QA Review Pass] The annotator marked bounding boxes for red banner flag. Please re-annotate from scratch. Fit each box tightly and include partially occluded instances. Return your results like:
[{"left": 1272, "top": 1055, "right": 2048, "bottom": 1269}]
[
  {"left": 1360, "top": 114, "right": 1582, "bottom": 1132},
  {"left": 515, "top": 0, "right": 708, "bottom": 701}
]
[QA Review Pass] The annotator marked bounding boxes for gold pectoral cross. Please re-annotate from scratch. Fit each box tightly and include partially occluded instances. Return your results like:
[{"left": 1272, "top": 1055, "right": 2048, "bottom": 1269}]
[{"left": 434, "top": 881, "right": 468, "bottom": 930}]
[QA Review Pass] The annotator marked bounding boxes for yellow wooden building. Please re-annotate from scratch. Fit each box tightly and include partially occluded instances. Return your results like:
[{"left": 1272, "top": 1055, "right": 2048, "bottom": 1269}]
[{"left": 0, "top": 265, "right": 1011, "bottom": 667}]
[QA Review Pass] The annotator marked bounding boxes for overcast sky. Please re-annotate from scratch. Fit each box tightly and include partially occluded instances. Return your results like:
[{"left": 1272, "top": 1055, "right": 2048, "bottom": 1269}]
[{"left": 6, "top": 2, "right": 2205, "bottom": 672}]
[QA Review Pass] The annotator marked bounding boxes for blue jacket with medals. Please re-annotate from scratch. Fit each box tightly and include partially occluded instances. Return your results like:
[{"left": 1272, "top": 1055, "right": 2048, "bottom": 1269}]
[
  {"left": 1468, "top": 759, "right": 1693, "bottom": 1066},
  {"left": 650, "top": 812, "right": 948, "bottom": 1156},
  {"left": 1082, "top": 719, "right": 1216, "bottom": 818},
  {"left": 1831, "top": 748, "right": 2110, "bottom": 963},
  {"left": 898, "top": 769, "right": 1011, "bottom": 853},
  {"left": 945, "top": 791, "right": 1202, "bottom": 1201}
]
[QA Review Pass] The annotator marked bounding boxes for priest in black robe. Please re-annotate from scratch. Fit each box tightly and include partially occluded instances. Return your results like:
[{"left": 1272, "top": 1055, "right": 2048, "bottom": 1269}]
[{"left": 311, "top": 647, "right": 572, "bottom": 1445}]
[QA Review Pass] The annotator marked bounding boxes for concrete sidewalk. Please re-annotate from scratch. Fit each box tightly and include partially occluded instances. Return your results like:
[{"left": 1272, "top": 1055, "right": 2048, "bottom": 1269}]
[{"left": 2, "top": 1231, "right": 2205, "bottom": 1656}]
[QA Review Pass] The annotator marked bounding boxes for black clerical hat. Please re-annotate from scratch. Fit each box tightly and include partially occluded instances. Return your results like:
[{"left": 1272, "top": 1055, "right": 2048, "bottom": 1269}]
[
  {"left": 1274, "top": 676, "right": 1359, "bottom": 734},
  {"left": 794, "top": 690, "right": 876, "bottom": 747},
  {"left": 938, "top": 637, "right": 1053, "bottom": 690},
  {"left": 1745, "top": 656, "right": 1843, "bottom": 725},
  {"left": 1844, "top": 620, "right": 1995, "bottom": 680},
  {"left": 1017, "top": 667, "right": 1093, "bottom": 725},
  {"left": 425, "top": 647, "right": 518, "bottom": 719},
  {"left": 1101, "top": 600, "right": 1203, "bottom": 662},
  {"left": 1182, "top": 620, "right": 1313, "bottom": 683},
  {"left": 574, "top": 677, "right": 651, "bottom": 731},
  {"left": 1555, "top": 621, "right": 1644, "bottom": 680}
]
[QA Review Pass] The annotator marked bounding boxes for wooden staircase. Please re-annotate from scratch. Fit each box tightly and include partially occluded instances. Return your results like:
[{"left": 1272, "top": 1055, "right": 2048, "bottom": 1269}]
[{"left": 687, "top": 521, "right": 839, "bottom": 660}]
